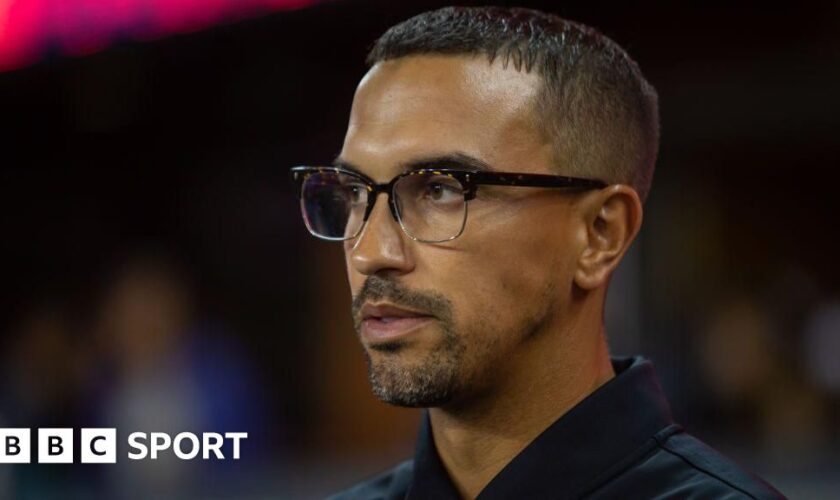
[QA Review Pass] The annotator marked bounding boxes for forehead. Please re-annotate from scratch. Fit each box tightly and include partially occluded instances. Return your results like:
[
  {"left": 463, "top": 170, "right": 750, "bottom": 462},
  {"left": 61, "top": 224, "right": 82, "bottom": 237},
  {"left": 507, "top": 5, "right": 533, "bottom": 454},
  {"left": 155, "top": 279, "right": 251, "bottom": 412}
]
[{"left": 340, "top": 55, "right": 553, "bottom": 179}]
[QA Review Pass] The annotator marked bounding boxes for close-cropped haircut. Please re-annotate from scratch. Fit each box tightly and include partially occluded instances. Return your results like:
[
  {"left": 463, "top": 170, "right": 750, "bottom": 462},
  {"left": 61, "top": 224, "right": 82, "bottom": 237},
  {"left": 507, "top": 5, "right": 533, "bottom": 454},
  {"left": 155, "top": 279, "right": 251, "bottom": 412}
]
[{"left": 366, "top": 6, "right": 660, "bottom": 201}]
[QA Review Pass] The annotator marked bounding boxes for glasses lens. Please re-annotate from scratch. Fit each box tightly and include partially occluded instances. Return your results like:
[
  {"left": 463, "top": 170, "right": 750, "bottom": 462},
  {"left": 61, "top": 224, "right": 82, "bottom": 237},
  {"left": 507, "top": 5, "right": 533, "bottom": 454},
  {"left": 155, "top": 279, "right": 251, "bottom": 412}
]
[
  {"left": 300, "top": 170, "right": 368, "bottom": 240},
  {"left": 394, "top": 172, "right": 466, "bottom": 242}
]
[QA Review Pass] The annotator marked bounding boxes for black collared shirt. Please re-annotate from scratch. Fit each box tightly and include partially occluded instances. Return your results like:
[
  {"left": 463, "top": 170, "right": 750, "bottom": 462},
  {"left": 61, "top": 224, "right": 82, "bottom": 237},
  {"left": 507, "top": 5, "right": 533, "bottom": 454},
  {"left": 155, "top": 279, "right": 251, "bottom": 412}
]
[{"left": 329, "top": 356, "right": 785, "bottom": 499}]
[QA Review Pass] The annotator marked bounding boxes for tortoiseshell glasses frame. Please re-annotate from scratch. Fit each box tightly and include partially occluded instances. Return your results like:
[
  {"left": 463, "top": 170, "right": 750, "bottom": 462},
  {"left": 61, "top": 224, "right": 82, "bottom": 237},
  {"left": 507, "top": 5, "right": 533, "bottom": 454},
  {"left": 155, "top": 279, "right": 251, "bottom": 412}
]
[{"left": 290, "top": 165, "right": 607, "bottom": 243}]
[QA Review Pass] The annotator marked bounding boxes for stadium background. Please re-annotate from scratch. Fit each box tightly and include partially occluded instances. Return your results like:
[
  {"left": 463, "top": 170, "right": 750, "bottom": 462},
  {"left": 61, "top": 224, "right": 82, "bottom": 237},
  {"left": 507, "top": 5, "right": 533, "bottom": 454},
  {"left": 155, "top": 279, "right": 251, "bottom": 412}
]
[{"left": 1, "top": 1, "right": 838, "bottom": 497}]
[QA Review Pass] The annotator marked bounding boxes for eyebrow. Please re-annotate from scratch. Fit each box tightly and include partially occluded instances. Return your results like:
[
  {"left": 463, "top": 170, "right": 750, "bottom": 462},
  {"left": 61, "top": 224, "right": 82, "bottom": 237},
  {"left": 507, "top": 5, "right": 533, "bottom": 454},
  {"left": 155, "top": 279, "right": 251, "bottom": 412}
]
[{"left": 332, "top": 152, "right": 496, "bottom": 176}]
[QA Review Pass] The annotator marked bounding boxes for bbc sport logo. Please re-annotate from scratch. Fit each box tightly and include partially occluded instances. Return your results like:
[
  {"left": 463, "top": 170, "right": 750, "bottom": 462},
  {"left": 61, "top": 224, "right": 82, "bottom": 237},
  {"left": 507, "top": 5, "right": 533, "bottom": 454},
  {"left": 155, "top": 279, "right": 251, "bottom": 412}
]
[{"left": 0, "top": 428, "right": 247, "bottom": 463}]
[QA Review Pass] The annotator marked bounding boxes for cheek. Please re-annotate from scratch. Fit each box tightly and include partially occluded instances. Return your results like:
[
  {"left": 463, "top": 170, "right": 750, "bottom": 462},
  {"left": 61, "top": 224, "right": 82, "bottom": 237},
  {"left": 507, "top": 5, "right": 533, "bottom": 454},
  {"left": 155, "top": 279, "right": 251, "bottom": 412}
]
[{"left": 430, "top": 222, "right": 567, "bottom": 337}]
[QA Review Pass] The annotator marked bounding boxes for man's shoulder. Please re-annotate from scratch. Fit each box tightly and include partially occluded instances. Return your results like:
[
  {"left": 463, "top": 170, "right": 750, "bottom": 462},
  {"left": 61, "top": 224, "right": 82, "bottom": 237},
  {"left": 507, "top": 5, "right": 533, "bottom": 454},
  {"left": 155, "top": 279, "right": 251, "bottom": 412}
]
[
  {"left": 324, "top": 431, "right": 787, "bottom": 500},
  {"left": 327, "top": 459, "right": 414, "bottom": 500},
  {"left": 589, "top": 429, "right": 785, "bottom": 499}
]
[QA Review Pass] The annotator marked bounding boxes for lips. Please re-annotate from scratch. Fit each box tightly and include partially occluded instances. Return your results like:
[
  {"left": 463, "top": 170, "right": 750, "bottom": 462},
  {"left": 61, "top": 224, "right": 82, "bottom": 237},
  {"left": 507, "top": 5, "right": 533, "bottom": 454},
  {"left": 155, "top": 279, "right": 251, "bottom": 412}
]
[{"left": 359, "top": 303, "right": 434, "bottom": 343}]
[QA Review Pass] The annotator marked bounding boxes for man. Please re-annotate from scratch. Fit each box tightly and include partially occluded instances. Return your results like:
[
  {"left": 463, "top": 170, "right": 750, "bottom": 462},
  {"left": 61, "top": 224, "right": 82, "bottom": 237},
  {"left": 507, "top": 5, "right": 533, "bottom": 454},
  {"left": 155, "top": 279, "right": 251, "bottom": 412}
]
[{"left": 290, "top": 6, "right": 785, "bottom": 499}]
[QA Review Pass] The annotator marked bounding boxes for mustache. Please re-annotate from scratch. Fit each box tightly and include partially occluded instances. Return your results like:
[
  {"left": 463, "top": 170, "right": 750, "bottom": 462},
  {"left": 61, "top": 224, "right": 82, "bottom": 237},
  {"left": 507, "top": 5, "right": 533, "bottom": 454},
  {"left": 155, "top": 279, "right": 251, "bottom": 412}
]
[{"left": 351, "top": 275, "right": 453, "bottom": 326}]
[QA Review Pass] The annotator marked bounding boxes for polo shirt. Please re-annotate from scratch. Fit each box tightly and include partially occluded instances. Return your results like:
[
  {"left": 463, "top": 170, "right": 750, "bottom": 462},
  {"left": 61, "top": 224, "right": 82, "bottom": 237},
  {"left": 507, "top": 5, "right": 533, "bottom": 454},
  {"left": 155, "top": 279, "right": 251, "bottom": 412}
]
[{"left": 329, "top": 356, "right": 785, "bottom": 499}]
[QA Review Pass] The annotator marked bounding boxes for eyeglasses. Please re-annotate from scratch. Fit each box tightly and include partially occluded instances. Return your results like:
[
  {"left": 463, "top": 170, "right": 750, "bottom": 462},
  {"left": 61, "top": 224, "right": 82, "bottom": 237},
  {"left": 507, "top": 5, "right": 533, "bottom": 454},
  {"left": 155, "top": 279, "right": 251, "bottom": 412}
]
[{"left": 290, "top": 165, "right": 607, "bottom": 243}]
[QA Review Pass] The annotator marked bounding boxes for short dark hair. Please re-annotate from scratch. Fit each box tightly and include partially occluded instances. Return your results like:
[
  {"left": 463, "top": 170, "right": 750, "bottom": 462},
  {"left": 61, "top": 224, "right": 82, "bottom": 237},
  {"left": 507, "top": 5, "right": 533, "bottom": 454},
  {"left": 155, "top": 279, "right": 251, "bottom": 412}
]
[{"left": 367, "top": 6, "right": 659, "bottom": 201}]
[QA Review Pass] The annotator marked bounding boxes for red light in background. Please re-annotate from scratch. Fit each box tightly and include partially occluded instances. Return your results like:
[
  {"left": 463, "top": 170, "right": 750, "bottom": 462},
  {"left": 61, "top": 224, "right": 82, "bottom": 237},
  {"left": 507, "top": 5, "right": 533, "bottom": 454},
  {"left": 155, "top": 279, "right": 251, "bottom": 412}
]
[{"left": 0, "top": 0, "right": 320, "bottom": 72}]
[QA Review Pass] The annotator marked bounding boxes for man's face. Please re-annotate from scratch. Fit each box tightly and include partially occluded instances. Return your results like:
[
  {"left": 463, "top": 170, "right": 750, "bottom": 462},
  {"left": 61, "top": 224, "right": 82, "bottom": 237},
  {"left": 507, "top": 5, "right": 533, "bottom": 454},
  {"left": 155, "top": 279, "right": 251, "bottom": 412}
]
[{"left": 339, "top": 55, "right": 582, "bottom": 407}]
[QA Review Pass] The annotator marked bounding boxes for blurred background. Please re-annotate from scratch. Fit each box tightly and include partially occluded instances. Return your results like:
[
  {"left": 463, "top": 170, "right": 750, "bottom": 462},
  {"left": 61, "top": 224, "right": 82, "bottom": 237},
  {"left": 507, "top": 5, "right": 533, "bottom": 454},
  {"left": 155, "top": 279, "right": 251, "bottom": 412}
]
[{"left": 0, "top": 0, "right": 839, "bottom": 498}]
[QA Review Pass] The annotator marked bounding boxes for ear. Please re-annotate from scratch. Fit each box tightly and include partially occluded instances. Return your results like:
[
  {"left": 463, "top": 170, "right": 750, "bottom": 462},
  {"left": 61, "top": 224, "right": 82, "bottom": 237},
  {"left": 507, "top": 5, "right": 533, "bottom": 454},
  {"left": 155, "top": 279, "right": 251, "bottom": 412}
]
[{"left": 574, "top": 185, "right": 643, "bottom": 291}]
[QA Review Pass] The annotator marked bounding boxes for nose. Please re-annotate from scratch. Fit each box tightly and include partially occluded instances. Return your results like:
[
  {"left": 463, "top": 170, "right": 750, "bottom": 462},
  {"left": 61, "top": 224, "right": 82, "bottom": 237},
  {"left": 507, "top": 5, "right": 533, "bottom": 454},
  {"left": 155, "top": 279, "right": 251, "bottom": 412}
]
[{"left": 346, "top": 192, "right": 414, "bottom": 276}]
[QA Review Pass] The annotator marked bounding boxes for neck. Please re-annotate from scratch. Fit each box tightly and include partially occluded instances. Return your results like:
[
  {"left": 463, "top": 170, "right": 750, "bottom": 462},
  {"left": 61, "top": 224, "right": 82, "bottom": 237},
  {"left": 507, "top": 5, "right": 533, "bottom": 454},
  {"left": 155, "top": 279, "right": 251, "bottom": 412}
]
[{"left": 428, "top": 311, "right": 615, "bottom": 499}]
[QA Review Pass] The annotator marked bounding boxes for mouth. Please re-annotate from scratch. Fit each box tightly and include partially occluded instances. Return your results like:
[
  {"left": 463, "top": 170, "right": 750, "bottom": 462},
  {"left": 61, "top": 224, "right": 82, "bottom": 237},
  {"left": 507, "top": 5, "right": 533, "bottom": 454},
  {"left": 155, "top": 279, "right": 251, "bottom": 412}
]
[{"left": 359, "top": 302, "right": 435, "bottom": 344}]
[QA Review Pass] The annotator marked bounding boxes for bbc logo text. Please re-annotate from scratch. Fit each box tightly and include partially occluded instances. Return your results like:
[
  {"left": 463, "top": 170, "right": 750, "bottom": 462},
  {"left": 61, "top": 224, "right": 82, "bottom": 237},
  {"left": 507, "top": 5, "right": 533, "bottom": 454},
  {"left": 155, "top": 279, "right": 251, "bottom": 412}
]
[{"left": 0, "top": 428, "right": 247, "bottom": 463}]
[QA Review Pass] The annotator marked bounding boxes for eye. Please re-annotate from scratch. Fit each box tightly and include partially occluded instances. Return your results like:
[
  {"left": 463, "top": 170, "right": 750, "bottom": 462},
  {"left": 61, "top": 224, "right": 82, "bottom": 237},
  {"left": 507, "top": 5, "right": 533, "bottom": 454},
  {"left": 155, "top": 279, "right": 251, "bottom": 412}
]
[
  {"left": 344, "top": 182, "right": 368, "bottom": 204},
  {"left": 422, "top": 179, "right": 462, "bottom": 203}
]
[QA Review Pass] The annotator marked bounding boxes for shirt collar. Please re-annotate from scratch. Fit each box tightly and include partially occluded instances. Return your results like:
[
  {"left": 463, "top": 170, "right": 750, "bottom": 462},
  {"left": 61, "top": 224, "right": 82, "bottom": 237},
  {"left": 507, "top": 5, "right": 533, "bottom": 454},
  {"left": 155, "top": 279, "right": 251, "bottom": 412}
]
[{"left": 407, "top": 356, "right": 676, "bottom": 500}]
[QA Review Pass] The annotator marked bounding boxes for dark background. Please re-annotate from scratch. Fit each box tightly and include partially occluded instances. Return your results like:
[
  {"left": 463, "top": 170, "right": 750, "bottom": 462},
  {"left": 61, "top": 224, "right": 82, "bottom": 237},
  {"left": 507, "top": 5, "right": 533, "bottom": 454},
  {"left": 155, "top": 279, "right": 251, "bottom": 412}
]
[{"left": 1, "top": 1, "right": 839, "bottom": 498}]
